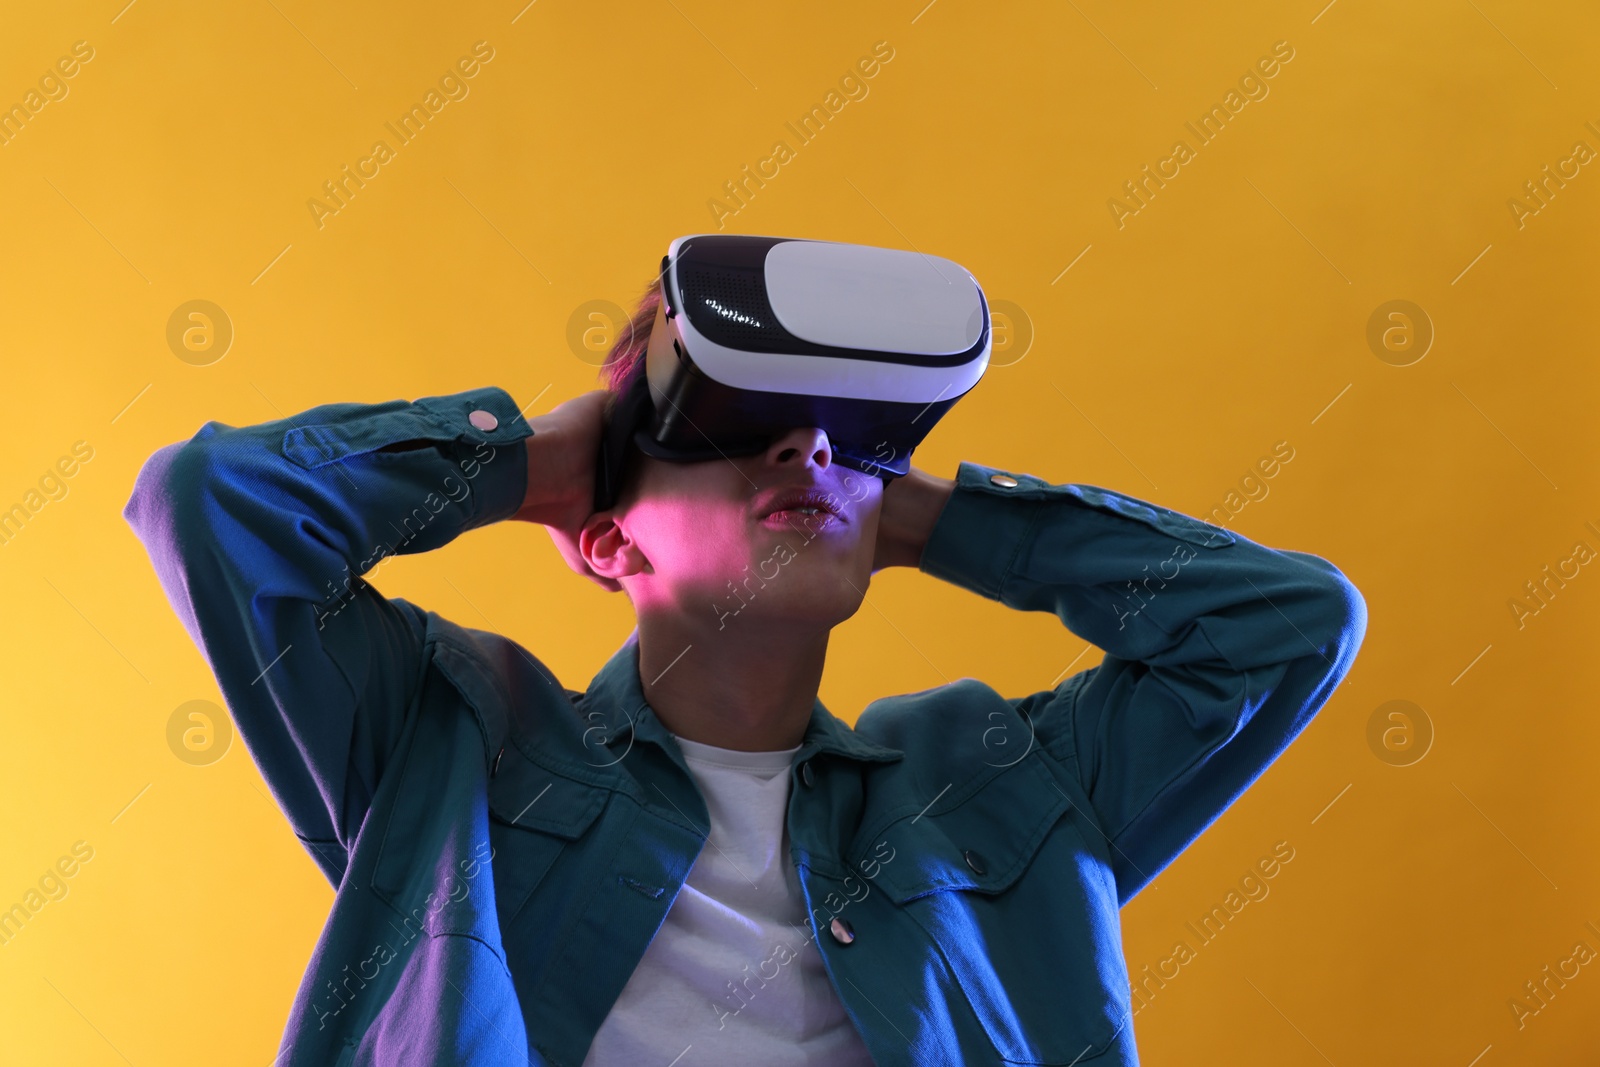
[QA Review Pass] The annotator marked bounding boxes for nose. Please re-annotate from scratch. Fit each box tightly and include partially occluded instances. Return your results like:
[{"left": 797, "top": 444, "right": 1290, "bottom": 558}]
[{"left": 764, "top": 426, "right": 833, "bottom": 472}]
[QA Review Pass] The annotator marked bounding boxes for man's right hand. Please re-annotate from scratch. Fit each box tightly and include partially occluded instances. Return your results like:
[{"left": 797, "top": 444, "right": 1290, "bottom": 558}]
[{"left": 512, "top": 389, "right": 622, "bottom": 590}]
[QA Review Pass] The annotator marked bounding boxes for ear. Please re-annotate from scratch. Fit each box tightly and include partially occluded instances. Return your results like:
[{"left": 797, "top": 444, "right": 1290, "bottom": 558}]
[
  {"left": 577, "top": 512, "right": 649, "bottom": 593},
  {"left": 540, "top": 513, "right": 622, "bottom": 593}
]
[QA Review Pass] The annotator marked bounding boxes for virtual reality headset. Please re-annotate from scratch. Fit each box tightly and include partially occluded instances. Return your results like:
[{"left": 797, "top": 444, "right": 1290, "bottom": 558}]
[{"left": 593, "top": 233, "right": 992, "bottom": 512}]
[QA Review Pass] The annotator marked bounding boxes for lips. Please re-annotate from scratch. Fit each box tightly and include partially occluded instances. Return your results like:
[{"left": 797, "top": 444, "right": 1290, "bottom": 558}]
[{"left": 755, "top": 485, "right": 845, "bottom": 523}]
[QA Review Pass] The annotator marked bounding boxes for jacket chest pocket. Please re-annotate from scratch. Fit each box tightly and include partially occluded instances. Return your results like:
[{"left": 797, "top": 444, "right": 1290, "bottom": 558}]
[
  {"left": 486, "top": 744, "right": 610, "bottom": 930},
  {"left": 866, "top": 757, "right": 1131, "bottom": 1065}
]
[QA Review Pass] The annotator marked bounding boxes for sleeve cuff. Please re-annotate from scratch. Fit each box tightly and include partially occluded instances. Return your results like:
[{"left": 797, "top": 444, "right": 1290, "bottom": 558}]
[
  {"left": 916, "top": 460, "right": 1047, "bottom": 601},
  {"left": 412, "top": 385, "right": 534, "bottom": 528}
]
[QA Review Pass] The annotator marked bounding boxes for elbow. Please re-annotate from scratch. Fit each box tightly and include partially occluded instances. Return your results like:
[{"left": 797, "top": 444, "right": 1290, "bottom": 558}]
[
  {"left": 1317, "top": 568, "right": 1368, "bottom": 685},
  {"left": 123, "top": 424, "right": 245, "bottom": 562},
  {"left": 122, "top": 439, "right": 226, "bottom": 648},
  {"left": 123, "top": 439, "right": 207, "bottom": 543},
  {"left": 1271, "top": 548, "right": 1367, "bottom": 686},
  {"left": 123, "top": 419, "right": 244, "bottom": 535}
]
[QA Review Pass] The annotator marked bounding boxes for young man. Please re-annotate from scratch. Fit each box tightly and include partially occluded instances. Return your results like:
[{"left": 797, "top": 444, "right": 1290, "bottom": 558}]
[{"left": 123, "top": 285, "right": 1366, "bottom": 1066}]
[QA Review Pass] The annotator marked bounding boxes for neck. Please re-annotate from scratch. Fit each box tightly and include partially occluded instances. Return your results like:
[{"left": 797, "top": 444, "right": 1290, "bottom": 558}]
[{"left": 634, "top": 610, "right": 829, "bottom": 752}]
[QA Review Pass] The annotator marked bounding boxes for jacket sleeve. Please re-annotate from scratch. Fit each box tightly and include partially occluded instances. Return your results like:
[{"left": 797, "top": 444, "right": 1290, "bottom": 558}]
[
  {"left": 122, "top": 385, "right": 534, "bottom": 885},
  {"left": 917, "top": 460, "right": 1367, "bottom": 906}
]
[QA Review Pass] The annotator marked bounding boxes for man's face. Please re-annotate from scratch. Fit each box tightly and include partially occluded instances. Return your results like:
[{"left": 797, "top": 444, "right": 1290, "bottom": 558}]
[{"left": 593, "top": 427, "right": 886, "bottom": 630}]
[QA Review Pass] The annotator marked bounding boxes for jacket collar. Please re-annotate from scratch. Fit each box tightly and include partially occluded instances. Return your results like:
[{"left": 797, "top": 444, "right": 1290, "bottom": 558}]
[{"left": 582, "top": 628, "right": 904, "bottom": 767}]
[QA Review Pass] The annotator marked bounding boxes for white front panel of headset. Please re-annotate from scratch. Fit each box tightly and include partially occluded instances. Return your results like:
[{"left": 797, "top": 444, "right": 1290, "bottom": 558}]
[
  {"left": 763, "top": 240, "right": 984, "bottom": 356},
  {"left": 659, "top": 233, "right": 991, "bottom": 404}
]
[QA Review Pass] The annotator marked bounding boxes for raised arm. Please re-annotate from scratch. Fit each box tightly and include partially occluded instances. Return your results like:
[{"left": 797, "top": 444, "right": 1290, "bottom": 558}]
[
  {"left": 915, "top": 460, "right": 1367, "bottom": 905},
  {"left": 122, "top": 386, "right": 536, "bottom": 885}
]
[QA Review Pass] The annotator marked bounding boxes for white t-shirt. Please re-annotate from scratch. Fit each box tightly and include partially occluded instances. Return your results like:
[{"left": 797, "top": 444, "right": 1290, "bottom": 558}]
[{"left": 581, "top": 733, "right": 876, "bottom": 1066}]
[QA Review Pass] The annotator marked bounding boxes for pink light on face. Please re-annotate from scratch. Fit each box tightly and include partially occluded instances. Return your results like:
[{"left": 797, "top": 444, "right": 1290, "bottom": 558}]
[{"left": 605, "top": 431, "right": 884, "bottom": 626}]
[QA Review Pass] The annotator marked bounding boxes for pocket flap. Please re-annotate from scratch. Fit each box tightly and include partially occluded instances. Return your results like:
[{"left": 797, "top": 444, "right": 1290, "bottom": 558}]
[
  {"left": 487, "top": 742, "right": 610, "bottom": 841},
  {"left": 869, "top": 757, "right": 1070, "bottom": 905}
]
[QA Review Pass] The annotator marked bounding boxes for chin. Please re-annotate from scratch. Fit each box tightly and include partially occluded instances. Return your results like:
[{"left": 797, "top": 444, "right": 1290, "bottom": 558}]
[
  {"left": 705, "top": 551, "right": 872, "bottom": 626},
  {"left": 793, "top": 582, "right": 871, "bottom": 625},
  {"left": 784, "top": 605, "right": 864, "bottom": 632},
  {"left": 719, "top": 587, "right": 866, "bottom": 632}
]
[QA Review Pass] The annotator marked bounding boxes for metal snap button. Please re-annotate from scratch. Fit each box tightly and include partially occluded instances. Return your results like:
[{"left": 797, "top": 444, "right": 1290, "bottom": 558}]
[
  {"left": 801, "top": 761, "right": 815, "bottom": 787},
  {"left": 469, "top": 409, "right": 499, "bottom": 432},
  {"left": 989, "top": 473, "right": 1018, "bottom": 488},
  {"left": 491, "top": 747, "right": 504, "bottom": 778},
  {"left": 964, "top": 849, "right": 987, "bottom": 876},
  {"left": 830, "top": 916, "right": 855, "bottom": 945}
]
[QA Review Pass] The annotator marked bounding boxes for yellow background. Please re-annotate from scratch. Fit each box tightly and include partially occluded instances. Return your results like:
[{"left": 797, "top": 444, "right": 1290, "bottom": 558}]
[{"left": 2, "top": 0, "right": 1597, "bottom": 1062}]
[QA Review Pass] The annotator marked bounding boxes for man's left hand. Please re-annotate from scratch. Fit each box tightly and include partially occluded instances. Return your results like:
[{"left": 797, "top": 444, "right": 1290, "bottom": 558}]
[{"left": 871, "top": 466, "right": 956, "bottom": 572}]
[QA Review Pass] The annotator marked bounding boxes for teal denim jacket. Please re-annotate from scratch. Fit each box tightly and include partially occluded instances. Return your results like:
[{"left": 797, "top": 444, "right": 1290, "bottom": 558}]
[{"left": 123, "top": 385, "right": 1366, "bottom": 1066}]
